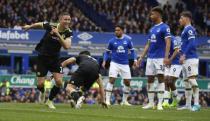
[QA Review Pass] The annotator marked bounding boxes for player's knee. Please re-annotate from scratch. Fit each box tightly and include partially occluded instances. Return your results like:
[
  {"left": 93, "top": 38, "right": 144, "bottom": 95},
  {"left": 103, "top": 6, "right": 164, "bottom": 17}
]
[
  {"left": 66, "top": 83, "right": 76, "bottom": 93},
  {"left": 123, "top": 79, "right": 130, "bottom": 86},
  {"left": 165, "top": 84, "right": 169, "bottom": 91},
  {"left": 164, "top": 77, "right": 169, "bottom": 84},
  {"left": 37, "top": 82, "right": 44, "bottom": 88},
  {"left": 148, "top": 83, "right": 155, "bottom": 91},
  {"left": 188, "top": 78, "right": 198, "bottom": 87},
  {"left": 109, "top": 81, "right": 115, "bottom": 84},
  {"left": 66, "top": 85, "right": 71, "bottom": 93},
  {"left": 184, "top": 81, "right": 191, "bottom": 89},
  {"left": 109, "top": 78, "right": 116, "bottom": 84},
  {"left": 157, "top": 74, "right": 164, "bottom": 83},
  {"left": 167, "top": 78, "right": 173, "bottom": 87},
  {"left": 37, "top": 78, "right": 45, "bottom": 87},
  {"left": 147, "top": 76, "right": 155, "bottom": 83},
  {"left": 55, "top": 79, "right": 63, "bottom": 87}
]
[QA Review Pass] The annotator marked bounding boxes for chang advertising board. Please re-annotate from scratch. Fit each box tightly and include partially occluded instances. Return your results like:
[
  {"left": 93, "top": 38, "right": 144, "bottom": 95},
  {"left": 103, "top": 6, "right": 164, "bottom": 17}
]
[
  {"left": 10, "top": 75, "right": 36, "bottom": 87},
  {"left": 0, "top": 75, "right": 210, "bottom": 91}
]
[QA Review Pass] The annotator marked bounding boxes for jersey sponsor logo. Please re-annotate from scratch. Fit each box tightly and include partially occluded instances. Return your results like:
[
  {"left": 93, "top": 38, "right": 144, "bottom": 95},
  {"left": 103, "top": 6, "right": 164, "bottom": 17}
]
[
  {"left": 150, "top": 34, "right": 157, "bottom": 42},
  {"left": 117, "top": 46, "right": 125, "bottom": 53}
]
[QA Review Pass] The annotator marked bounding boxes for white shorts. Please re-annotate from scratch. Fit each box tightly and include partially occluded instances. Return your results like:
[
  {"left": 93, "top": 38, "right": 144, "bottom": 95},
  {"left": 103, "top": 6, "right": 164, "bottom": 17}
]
[
  {"left": 165, "top": 65, "right": 182, "bottom": 78},
  {"left": 182, "top": 58, "right": 199, "bottom": 79},
  {"left": 109, "top": 62, "right": 131, "bottom": 79},
  {"left": 145, "top": 58, "right": 164, "bottom": 76}
]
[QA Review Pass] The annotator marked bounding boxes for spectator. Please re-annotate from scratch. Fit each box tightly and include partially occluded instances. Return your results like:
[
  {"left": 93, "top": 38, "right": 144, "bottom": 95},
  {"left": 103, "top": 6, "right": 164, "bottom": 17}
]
[
  {"left": 85, "top": 0, "right": 209, "bottom": 36},
  {"left": 0, "top": 0, "right": 101, "bottom": 32}
]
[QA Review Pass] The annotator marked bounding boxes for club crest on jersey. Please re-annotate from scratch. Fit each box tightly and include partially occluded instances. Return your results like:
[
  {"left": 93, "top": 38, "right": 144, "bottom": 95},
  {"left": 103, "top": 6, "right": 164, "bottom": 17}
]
[
  {"left": 166, "top": 28, "right": 170, "bottom": 32},
  {"left": 123, "top": 41, "right": 127, "bottom": 44},
  {"left": 117, "top": 46, "right": 125, "bottom": 53},
  {"left": 188, "top": 30, "right": 193, "bottom": 35}
]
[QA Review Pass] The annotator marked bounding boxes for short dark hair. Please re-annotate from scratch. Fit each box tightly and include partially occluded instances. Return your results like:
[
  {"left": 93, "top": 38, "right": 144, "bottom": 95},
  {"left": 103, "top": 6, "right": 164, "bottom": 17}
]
[
  {"left": 79, "top": 50, "right": 91, "bottom": 56},
  {"left": 151, "top": 6, "right": 163, "bottom": 16},
  {"left": 115, "top": 24, "right": 124, "bottom": 30},
  {"left": 180, "top": 11, "right": 192, "bottom": 19},
  {"left": 59, "top": 12, "right": 70, "bottom": 18}
]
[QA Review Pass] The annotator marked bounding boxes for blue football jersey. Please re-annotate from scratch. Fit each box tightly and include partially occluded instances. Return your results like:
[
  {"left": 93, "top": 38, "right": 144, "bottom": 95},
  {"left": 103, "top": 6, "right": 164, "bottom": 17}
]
[
  {"left": 170, "top": 36, "right": 181, "bottom": 65},
  {"left": 104, "top": 35, "right": 136, "bottom": 65},
  {"left": 180, "top": 25, "right": 198, "bottom": 59},
  {"left": 147, "top": 22, "right": 171, "bottom": 58}
]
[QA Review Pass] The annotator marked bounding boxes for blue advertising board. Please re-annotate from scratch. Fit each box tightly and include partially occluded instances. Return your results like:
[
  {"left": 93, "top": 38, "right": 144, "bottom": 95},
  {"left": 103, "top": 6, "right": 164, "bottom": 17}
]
[
  {"left": 0, "top": 28, "right": 45, "bottom": 42},
  {"left": 0, "top": 28, "right": 209, "bottom": 46}
]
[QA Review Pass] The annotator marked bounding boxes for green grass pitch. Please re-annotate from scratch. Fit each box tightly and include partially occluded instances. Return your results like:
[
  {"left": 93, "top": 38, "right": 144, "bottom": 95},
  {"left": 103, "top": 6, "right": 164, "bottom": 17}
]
[{"left": 0, "top": 103, "right": 209, "bottom": 121}]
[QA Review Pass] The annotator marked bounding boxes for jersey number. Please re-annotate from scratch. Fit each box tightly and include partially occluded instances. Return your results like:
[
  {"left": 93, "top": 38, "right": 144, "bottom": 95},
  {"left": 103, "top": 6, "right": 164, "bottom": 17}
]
[
  {"left": 160, "top": 65, "right": 164, "bottom": 71},
  {"left": 188, "top": 66, "right": 191, "bottom": 71},
  {"left": 60, "top": 67, "right": 63, "bottom": 73}
]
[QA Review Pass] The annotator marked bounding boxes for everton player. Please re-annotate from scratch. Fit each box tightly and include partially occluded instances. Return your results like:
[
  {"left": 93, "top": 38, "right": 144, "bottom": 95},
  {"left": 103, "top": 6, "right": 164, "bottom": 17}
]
[{"left": 137, "top": 6, "right": 171, "bottom": 110}]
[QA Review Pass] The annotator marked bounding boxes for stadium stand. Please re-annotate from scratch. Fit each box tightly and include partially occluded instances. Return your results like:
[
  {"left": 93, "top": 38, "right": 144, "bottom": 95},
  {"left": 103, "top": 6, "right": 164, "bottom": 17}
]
[
  {"left": 84, "top": 0, "right": 209, "bottom": 35},
  {"left": 0, "top": 0, "right": 102, "bottom": 32},
  {"left": 0, "top": 0, "right": 209, "bottom": 35},
  {"left": 1, "top": 87, "right": 210, "bottom": 107}
]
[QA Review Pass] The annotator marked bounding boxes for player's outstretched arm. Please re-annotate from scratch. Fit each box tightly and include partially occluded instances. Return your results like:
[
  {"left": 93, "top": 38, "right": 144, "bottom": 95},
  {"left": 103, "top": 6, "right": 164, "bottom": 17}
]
[
  {"left": 96, "top": 75, "right": 108, "bottom": 108},
  {"left": 61, "top": 57, "right": 76, "bottom": 67},
  {"left": 102, "top": 39, "right": 112, "bottom": 68},
  {"left": 22, "top": 22, "right": 43, "bottom": 31}
]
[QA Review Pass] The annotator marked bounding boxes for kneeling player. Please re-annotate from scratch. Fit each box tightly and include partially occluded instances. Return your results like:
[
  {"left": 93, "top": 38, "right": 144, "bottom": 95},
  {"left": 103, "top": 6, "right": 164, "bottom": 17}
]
[
  {"left": 61, "top": 51, "right": 108, "bottom": 109},
  {"left": 163, "top": 36, "right": 182, "bottom": 108}
]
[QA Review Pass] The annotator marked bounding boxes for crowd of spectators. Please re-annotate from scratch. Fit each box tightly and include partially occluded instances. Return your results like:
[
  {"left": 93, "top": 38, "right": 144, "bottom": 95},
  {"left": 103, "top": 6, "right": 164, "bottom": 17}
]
[
  {"left": 0, "top": 0, "right": 102, "bottom": 32},
  {"left": 0, "top": 0, "right": 209, "bottom": 36},
  {"left": 85, "top": 0, "right": 210, "bottom": 36},
  {"left": 1, "top": 85, "right": 210, "bottom": 108}
]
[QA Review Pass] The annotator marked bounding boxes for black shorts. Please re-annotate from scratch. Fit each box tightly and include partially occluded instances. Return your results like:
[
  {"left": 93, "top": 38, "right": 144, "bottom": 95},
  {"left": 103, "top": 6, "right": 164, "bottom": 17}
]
[
  {"left": 69, "top": 64, "right": 99, "bottom": 91},
  {"left": 36, "top": 54, "right": 62, "bottom": 77}
]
